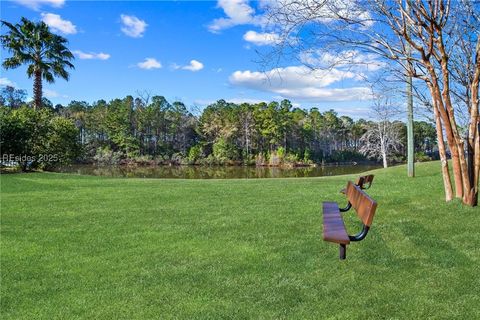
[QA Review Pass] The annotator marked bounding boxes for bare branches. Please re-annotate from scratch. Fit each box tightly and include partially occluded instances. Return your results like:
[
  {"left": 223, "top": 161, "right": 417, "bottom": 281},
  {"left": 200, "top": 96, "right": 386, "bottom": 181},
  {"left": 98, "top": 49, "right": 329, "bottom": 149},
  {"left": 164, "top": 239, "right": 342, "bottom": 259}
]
[
  {"left": 359, "top": 96, "right": 403, "bottom": 168},
  {"left": 263, "top": 0, "right": 480, "bottom": 205},
  {"left": 135, "top": 89, "right": 152, "bottom": 108}
]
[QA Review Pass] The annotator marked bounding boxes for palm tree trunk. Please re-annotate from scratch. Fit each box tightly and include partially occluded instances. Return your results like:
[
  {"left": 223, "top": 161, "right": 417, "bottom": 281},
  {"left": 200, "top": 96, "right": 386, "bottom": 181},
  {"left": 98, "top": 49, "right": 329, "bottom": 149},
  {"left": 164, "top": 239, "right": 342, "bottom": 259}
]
[{"left": 33, "top": 70, "right": 42, "bottom": 110}]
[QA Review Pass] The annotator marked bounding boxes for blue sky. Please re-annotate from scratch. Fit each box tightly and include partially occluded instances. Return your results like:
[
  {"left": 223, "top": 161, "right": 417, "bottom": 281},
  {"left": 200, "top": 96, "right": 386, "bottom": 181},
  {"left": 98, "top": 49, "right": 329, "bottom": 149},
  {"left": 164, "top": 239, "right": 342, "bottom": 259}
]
[{"left": 1, "top": 0, "right": 377, "bottom": 117}]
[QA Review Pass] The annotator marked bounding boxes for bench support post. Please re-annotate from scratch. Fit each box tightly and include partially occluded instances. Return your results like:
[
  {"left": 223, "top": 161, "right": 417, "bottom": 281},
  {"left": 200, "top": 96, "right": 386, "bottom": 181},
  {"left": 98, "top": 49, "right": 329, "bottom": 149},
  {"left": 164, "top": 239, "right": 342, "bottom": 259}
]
[{"left": 339, "top": 244, "right": 346, "bottom": 260}]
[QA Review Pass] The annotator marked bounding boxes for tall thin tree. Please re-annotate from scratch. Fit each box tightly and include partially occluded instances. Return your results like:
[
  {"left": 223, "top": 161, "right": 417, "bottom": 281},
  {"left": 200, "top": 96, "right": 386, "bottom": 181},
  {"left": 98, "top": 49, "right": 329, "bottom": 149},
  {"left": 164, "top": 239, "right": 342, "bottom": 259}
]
[
  {"left": 405, "top": 0, "right": 415, "bottom": 177},
  {"left": 1, "top": 17, "right": 74, "bottom": 110}
]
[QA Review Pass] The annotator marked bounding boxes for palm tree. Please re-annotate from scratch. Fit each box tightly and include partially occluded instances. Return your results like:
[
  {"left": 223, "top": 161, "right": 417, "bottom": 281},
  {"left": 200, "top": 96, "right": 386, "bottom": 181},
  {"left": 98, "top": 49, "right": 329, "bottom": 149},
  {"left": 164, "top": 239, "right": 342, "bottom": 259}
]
[{"left": 1, "top": 17, "right": 74, "bottom": 110}]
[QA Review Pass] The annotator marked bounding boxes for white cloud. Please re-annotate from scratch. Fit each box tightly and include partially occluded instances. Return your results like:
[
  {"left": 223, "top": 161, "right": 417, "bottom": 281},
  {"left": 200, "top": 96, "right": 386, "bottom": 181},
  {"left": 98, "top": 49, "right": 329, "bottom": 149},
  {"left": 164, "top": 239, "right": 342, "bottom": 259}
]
[
  {"left": 137, "top": 58, "right": 162, "bottom": 70},
  {"left": 229, "top": 65, "right": 373, "bottom": 102},
  {"left": 243, "top": 30, "right": 281, "bottom": 46},
  {"left": 209, "top": 0, "right": 372, "bottom": 34},
  {"left": 43, "top": 88, "right": 68, "bottom": 99},
  {"left": 225, "top": 98, "right": 266, "bottom": 104},
  {"left": 73, "top": 50, "right": 110, "bottom": 60},
  {"left": 231, "top": 66, "right": 361, "bottom": 89},
  {"left": 209, "top": 0, "right": 373, "bottom": 37},
  {"left": 299, "top": 50, "right": 384, "bottom": 72},
  {"left": 0, "top": 78, "right": 17, "bottom": 87},
  {"left": 194, "top": 98, "right": 265, "bottom": 106},
  {"left": 334, "top": 107, "right": 371, "bottom": 118},
  {"left": 272, "top": 86, "right": 373, "bottom": 102},
  {"left": 259, "top": 0, "right": 373, "bottom": 29},
  {"left": 173, "top": 60, "right": 205, "bottom": 72},
  {"left": 41, "top": 13, "right": 77, "bottom": 34},
  {"left": 13, "top": 0, "right": 64, "bottom": 10},
  {"left": 43, "top": 88, "right": 59, "bottom": 98},
  {"left": 120, "top": 14, "right": 147, "bottom": 38},
  {"left": 209, "top": 0, "right": 263, "bottom": 33},
  {"left": 182, "top": 60, "right": 204, "bottom": 72}
]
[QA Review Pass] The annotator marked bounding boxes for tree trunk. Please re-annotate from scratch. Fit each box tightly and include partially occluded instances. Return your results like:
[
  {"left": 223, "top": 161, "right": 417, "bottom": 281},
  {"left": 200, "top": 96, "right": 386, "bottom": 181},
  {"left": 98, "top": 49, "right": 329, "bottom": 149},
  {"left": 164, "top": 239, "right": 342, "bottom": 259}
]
[
  {"left": 405, "top": 11, "right": 478, "bottom": 206},
  {"left": 464, "top": 43, "right": 480, "bottom": 206},
  {"left": 465, "top": 132, "right": 476, "bottom": 206},
  {"left": 470, "top": 122, "right": 480, "bottom": 206},
  {"left": 433, "top": 102, "right": 454, "bottom": 201},
  {"left": 33, "top": 70, "right": 42, "bottom": 110},
  {"left": 436, "top": 32, "right": 475, "bottom": 204},
  {"left": 425, "top": 68, "right": 464, "bottom": 199},
  {"left": 381, "top": 136, "right": 388, "bottom": 168},
  {"left": 406, "top": 74, "right": 415, "bottom": 177},
  {"left": 405, "top": 2, "right": 415, "bottom": 178}
]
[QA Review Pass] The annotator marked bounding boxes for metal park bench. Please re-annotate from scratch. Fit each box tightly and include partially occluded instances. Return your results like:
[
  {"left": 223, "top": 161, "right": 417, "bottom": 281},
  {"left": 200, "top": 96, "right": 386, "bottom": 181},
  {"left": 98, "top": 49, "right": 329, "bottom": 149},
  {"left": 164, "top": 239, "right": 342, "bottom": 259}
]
[{"left": 323, "top": 181, "right": 378, "bottom": 260}]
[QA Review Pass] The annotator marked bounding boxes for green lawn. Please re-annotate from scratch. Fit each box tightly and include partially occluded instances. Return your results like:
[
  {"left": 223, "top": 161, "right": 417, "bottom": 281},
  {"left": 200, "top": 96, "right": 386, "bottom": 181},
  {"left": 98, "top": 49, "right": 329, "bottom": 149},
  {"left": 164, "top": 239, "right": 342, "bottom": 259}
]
[{"left": 1, "top": 161, "right": 479, "bottom": 319}]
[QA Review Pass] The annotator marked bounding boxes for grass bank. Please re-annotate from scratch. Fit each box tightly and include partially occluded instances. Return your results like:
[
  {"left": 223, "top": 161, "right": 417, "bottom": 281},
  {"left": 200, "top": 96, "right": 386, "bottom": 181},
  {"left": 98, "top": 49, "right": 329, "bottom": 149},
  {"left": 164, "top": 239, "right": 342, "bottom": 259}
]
[{"left": 1, "top": 161, "right": 478, "bottom": 319}]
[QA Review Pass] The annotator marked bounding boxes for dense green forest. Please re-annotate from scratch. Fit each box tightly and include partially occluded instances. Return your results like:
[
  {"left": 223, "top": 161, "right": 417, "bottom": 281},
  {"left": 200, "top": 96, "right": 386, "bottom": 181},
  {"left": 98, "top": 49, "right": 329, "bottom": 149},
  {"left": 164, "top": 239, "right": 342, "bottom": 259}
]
[{"left": 0, "top": 86, "right": 437, "bottom": 169}]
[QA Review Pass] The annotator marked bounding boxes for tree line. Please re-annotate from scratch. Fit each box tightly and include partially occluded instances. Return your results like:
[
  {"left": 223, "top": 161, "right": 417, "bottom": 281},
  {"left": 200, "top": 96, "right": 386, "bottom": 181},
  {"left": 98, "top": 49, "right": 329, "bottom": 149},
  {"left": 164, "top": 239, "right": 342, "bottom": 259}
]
[{"left": 0, "top": 87, "right": 437, "bottom": 169}]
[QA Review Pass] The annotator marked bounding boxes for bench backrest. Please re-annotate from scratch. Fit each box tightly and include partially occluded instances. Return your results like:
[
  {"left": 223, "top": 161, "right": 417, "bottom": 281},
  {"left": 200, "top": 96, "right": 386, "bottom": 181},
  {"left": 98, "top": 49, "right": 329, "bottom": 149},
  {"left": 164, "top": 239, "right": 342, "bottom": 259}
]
[
  {"left": 345, "top": 181, "right": 377, "bottom": 227},
  {"left": 355, "top": 174, "right": 374, "bottom": 190}
]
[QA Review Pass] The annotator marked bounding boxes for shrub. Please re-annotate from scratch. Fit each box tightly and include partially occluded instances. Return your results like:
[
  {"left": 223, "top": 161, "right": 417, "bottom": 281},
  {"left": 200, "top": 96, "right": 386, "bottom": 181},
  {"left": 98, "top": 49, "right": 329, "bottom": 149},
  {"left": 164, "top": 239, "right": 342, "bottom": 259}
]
[
  {"left": 269, "top": 150, "right": 281, "bottom": 166},
  {"left": 0, "top": 106, "right": 81, "bottom": 170},
  {"left": 213, "top": 138, "right": 238, "bottom": 164},
  {"left": 415, "top": 151, "right": 432, "bottom": 162},
  {"left": 133, "top": 155, "right": 154, "bottom": 166},
  {"left": 42, "top": 116, "right": 82, "bottom": 169},
  {"left": 303, "top": 149, "right": 311, "bottom": 162},
  {"left": 93, "top": 147, "right": 123, "bottom": 165},
  {"left": 188, "top": 144, "right": 203, "bottom": 163},
  {"left": 284, "top": 152, "right": 299, "bottom": 165},
  {"left": 255, "top": 153, "right": 267, "bottom": 166},
  {"left": 277, "top": 147, "right": 286, "bottom": 159},
  {"left": 170, "top": 152, "right": 188, "bottom": 165}
]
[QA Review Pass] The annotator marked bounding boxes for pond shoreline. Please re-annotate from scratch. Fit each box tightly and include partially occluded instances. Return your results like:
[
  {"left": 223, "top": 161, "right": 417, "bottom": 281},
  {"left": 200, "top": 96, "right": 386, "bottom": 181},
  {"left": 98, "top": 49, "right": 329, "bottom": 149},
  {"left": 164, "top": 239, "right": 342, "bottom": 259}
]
[
  {"left": 73, "top": 160, "right": 376, "bottom": 168},
  {"left": 47, "top": 162, "right": 383, "bottom": 179}
]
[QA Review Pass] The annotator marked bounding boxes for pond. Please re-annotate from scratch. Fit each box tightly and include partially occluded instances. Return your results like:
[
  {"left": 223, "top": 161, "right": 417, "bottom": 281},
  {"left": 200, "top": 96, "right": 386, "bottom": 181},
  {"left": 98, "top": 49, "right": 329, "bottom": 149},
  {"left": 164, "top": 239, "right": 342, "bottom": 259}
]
[{"left": 51, "top": 164, "right": 381, "bottom": 179}]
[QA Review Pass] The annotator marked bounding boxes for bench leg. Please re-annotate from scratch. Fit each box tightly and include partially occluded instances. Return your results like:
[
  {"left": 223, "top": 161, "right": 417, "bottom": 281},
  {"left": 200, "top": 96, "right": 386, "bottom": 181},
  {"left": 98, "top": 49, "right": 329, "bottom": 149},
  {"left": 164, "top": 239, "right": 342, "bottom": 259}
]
[{"left": 339, "top": 244, "right": 346, "bottom": 260}]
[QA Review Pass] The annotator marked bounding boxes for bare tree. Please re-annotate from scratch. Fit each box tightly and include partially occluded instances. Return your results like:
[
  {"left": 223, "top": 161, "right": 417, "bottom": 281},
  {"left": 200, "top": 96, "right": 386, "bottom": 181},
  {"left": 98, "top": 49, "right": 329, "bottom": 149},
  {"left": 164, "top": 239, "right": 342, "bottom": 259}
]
[
  {"left": 265, "top": 0, "right": 480, "bottom": 206},
  {"left": 360, "top": 96, "right": 403, "bottom": 168},
  {"left": 135, "top": 89, "right": 152, "bottom": 107}
]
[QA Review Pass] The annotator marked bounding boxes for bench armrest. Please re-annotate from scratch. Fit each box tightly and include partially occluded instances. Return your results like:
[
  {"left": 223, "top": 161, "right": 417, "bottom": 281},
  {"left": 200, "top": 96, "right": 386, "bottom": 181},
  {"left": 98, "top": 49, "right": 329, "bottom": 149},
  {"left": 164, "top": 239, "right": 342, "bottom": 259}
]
[
  {"left": 348, "top": 225, "right": 370, "bottom": 242},
  {"left": 339, "top": 202, "right": 351, "bottom": 212}
]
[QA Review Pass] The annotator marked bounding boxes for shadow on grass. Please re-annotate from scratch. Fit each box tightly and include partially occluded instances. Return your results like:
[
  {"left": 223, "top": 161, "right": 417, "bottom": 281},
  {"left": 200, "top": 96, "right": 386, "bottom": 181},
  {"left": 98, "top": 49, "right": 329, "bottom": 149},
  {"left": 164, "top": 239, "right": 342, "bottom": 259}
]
[
  {"left": 395, "top": 221, "right": 471, "bottom": 268},
  {"left": 354, "top": 220, "right": 472, "bottom": 270}
]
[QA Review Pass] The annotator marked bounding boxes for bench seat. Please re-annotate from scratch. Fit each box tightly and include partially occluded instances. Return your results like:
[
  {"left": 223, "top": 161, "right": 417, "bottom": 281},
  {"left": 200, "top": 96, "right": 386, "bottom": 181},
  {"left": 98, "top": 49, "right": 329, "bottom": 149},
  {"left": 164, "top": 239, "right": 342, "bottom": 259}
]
[{"left": 322, "top": 202, "right": 350, "bottom": 245}]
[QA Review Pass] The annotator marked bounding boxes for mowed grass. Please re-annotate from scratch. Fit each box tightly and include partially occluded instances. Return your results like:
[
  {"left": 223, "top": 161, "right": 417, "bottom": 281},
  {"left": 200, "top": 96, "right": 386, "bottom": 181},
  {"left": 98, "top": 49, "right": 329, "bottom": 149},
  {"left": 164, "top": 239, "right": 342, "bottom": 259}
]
[{"left": 1, "top": 161, "right": 479, "bottom": 319}]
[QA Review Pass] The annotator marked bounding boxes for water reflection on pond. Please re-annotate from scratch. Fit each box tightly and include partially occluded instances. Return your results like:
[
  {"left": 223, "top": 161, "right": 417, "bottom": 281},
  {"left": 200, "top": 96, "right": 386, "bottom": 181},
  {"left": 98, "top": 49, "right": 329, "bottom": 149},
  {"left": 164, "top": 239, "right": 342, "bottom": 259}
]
[{"left": 52, "top": 164, "right": 381, "bottom": 179}]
